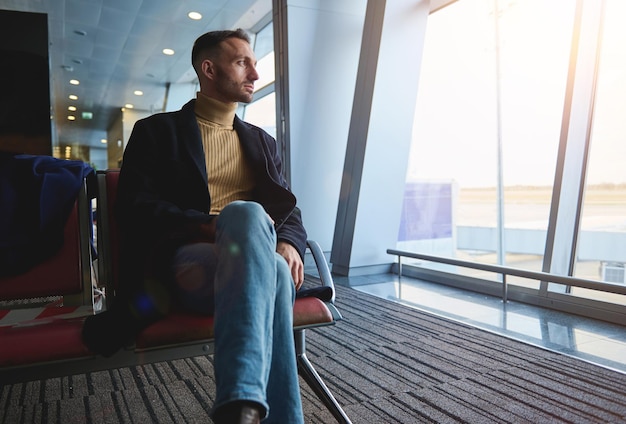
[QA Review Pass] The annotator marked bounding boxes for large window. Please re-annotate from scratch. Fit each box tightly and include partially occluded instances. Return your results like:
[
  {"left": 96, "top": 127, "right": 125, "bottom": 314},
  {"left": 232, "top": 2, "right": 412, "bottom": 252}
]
[
  {"left": 243, "top": 92, "right": 276, "bottom": 138},
  {"left": 573, "top": 0, "right": 626, "bottom": 305},
  {"left": 400, "top": 0, "right": 575, "bottom": 289},
  {"left": 241, "top": 22, "right": 277, "bottom": 138}
]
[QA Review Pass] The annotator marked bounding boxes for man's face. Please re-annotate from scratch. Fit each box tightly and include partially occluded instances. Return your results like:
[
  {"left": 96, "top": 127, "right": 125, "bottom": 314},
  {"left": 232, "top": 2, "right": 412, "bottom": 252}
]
[{"left": 209, "top": 37, "right": 259, "bottom": 104}]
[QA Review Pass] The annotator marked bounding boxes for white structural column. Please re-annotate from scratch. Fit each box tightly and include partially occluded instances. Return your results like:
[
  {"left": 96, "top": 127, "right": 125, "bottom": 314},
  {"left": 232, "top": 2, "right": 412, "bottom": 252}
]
[
  {"left": 273, "top": 0, "right": 366, "bottom": 250},
  {"left": 331, "top": 0, "right": 431, "bottom": 276},
  {"left": 542, "top": 0, "right": 605, "bottom": 292}
]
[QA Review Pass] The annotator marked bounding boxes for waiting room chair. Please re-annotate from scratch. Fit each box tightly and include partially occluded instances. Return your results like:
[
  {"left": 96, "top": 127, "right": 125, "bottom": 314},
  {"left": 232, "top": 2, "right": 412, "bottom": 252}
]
[{"left": 95, "top": 169, "right": 352, "bottom": 424}]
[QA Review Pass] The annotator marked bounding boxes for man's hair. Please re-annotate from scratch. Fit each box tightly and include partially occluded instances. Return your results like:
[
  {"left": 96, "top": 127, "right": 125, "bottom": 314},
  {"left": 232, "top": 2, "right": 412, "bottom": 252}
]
[{"left": 191, "top": 28, "right": 250, "bottom": 70}]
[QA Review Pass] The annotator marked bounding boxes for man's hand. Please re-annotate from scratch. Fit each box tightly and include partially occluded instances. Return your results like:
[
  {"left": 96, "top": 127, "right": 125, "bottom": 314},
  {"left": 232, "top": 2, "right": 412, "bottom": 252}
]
[{"left": 276, "top": 241, "right": 304, "bottom": 290}]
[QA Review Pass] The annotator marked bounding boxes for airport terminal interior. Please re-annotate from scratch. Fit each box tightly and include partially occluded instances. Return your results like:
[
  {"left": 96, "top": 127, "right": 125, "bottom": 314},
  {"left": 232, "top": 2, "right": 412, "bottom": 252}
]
[{"left": 1, "top": 0, "right": 625, "bottom": 422}]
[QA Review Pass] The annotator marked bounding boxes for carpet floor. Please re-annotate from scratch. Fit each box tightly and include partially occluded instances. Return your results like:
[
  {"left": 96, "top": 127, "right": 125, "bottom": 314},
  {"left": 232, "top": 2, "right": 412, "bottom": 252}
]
[{"left": 2, "top": 284, "right": 626, "bottom": 423}]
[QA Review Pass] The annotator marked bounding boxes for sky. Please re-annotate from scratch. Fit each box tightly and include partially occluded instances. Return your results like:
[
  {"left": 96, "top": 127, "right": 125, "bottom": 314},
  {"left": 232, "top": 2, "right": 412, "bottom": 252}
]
[{"left": 407, "top": 0, "right": 626, "bottom": 188}]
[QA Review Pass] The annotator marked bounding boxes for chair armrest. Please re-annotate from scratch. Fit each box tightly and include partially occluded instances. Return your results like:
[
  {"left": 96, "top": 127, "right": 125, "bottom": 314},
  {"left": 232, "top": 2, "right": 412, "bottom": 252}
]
[{"left": 305, "top": 240, "right": 336, "bottom": 304}]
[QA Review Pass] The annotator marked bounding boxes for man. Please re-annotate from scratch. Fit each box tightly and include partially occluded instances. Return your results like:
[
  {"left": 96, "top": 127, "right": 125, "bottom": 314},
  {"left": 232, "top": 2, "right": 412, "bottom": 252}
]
[{"left": 82, "top": 29, "right": 306, "bottom": 424}]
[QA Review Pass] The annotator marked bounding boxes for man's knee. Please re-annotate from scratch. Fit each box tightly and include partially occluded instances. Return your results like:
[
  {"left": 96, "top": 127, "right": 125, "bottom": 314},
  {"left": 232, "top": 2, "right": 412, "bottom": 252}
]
[
  {"left": 219, "top": 201, "right": 272, "bottom": 233},
  {"left": 221, "top": 201, "right": 265, "bottom": 220}
]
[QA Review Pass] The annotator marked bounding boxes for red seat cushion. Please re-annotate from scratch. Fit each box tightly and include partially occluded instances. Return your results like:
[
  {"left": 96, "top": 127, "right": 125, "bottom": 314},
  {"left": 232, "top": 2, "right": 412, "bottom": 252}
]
[
  {"left": 136, "top": 297, "right": 333, "bottom": 349},
  {"left": 0, "top": 312, "right": 91, "bottom": 367},
  {"left": 0, "top": 205, "right": 83, "bottom": 300},
  {"left": 293, "top": 297, "right": 334, "bottom": 327},
  {"left": 136, "top": 314, "right": 214, "bottom": 348}
]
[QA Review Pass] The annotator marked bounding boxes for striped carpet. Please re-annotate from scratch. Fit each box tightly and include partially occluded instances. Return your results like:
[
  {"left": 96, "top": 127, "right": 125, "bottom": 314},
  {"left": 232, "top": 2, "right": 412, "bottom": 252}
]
[{"left": 2, "top": 284, "right": 626, "bottom": 423}]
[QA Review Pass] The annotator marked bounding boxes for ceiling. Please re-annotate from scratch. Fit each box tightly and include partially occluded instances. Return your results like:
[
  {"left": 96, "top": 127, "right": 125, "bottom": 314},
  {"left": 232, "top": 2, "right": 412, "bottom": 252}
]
[{"left": 0, "top": 0, "right": 270, "bottom": 149}]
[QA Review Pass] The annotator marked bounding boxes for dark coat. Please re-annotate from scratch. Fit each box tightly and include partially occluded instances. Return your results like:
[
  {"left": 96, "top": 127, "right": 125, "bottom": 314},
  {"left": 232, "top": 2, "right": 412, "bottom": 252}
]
[{"left": 115, "top": 99, "right": 306, "bottom": 307}]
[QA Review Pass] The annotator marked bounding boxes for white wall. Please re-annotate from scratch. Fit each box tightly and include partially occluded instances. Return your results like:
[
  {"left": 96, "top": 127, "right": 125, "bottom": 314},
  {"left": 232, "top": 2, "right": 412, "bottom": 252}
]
[
  {"left": 278, "top": 0, "right": 366, "bottom": 251},
  {"left": 331, "top": 0, "right": 431, "bottom": 275}
]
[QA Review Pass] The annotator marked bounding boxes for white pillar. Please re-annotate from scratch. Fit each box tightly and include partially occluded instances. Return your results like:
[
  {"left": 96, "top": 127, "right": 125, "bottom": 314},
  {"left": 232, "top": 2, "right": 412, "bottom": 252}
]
[
  {"left": 331, "top": 0, "right": 431, "bottom": 276},
  {"left": 273, "top": 0, "right": 367, "bottom": 250}
]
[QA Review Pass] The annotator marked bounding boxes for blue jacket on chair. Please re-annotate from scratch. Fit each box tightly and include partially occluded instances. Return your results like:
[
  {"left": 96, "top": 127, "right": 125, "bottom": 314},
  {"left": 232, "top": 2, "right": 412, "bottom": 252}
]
[{"left": 0, "top": 153, "right": 94, "bottom": 276}]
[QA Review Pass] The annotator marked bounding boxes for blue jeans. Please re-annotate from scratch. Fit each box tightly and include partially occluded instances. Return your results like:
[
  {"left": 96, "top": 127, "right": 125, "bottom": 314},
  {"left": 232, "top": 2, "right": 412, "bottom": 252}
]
[{"left": 172, "top": 201, "right": 304, "bottom": 424}]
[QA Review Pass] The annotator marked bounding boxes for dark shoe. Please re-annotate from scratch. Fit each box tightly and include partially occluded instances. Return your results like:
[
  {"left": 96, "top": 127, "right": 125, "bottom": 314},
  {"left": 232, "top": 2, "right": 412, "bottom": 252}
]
[
  {"left": 81, "top": 310, "right": 135, "bottom": 357},
  {"left": 213, "top": 401, "right": 262, "bottom": 424}
]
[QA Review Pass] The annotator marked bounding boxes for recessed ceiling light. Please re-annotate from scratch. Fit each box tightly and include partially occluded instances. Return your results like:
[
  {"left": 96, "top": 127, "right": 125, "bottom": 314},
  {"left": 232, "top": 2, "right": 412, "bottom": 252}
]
[
  {"left": 101, "top": 139, "right": 107, "bottom": 144},
  {"left": 188, "top": 11, "right": 202, "bottom": 20},
  {"left": 124, "top": 103, "right": 134, "bottom": 109},
  {"left": 134, "top": 90, "right": 144, "bottom": 96},
  {"left": 68, "top": 115, "right": 76, "bottom": 121},
  {"left": 69, "top": 94, "right": 78, "bottom": 100},
  {"left": 70, "top": 79, "right": 80, "bottom": 85},
  {"left": 162, "top": 48, "right": 175, "bottom": 56},
  {"left": 68, "top": 106, "right": 77, "bottom": 111}
]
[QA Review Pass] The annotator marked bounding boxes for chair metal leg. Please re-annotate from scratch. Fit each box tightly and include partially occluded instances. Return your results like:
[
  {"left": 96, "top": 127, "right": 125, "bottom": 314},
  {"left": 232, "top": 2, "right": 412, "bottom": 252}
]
[{"left": 295, "top": 329, "right": 352, "bottom": 424}]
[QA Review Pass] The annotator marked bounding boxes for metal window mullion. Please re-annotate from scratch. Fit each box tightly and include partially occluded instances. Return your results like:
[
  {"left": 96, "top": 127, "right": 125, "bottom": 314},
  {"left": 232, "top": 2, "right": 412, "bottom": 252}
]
[
  {"left": 541, "top": 0, "right": 605, "bottom": 294},
  {"left": 272, "top": 0, "right": 291, "bottom": 184}
]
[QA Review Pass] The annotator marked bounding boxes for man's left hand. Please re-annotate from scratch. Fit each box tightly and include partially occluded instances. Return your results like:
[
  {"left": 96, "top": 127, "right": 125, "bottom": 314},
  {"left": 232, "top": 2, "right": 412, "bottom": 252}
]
[{"left": 276, "top": 241, "right": 304, "bottom": 290}]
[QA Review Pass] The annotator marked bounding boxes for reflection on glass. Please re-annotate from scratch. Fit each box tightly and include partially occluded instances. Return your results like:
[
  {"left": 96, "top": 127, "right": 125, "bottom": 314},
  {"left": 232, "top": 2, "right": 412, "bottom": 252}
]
[{"left": 400, "top": 0, "right": 575, "bottom": 289}]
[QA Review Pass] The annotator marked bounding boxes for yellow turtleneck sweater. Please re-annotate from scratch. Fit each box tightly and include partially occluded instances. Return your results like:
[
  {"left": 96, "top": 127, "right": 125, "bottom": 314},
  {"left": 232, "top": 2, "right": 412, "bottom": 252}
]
[{"left": 195, "top": 92, "right": 255, "bottom": 214}]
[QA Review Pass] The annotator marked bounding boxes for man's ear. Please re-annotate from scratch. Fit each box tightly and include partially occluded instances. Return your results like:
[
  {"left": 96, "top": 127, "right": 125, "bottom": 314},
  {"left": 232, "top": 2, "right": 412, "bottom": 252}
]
[{"left": 202, "top": 60, "right": 215, "bottom": 80}]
